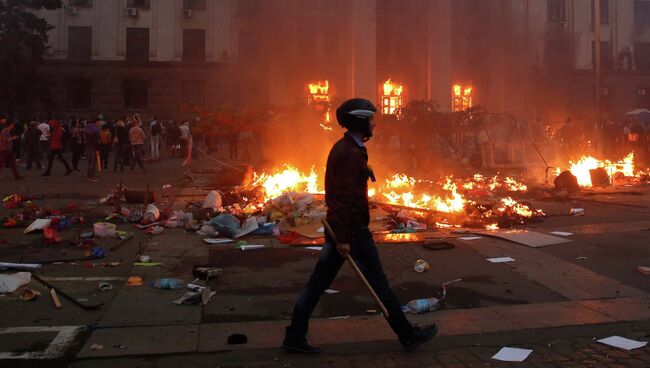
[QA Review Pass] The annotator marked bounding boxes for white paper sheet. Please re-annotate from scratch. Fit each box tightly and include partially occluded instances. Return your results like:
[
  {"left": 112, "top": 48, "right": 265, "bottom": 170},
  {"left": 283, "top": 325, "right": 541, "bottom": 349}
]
[
  {"left": 317, "top": 227, "right": 324, "bottom": 233},
  {"left": 305, "top": 246, "right": 323, "bottom": 251},
  {"left": 325, "top": 289, "right": 339, "bottom": 294},
  {"left": 487, "top": 257, "right": 515, "bottom": 263},
  {"left": 203, "top": 238, "right": 233, "bottom": 245},
  {"left": 550, "top": 231, "right": 574, "bottom": 237},
  {"left": 240, "top": 244, "right": 265, "bottom": 251},
  {"left": 459, "top": 236, "right": 482, "bottom": 241},
  {"left": 597, "top": 336, "right": 648, "bottom": 350},
  {"left": 492, "top": 347, "right": 533, "bottom": 362},
  {"left": 23, "top": 219, "right": 51, "bottom": 234}
]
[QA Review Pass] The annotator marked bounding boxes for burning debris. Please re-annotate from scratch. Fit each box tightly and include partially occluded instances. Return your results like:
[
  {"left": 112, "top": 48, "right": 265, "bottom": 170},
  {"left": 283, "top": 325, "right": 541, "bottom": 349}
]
[{"left": 554, "top": 152, "right": 649, "bottom": 190}]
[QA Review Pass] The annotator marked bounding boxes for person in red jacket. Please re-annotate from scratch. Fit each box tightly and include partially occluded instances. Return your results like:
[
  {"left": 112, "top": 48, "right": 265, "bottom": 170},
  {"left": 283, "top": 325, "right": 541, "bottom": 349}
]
[
  {"left": 282, "top": 99, "right": 437, "bottom": 354},
  {"left": 0, "top": 119, "right": 24, "bottom": 180},
  {"left": 42, "top": 119, "right": 72, "bottom": 176}
]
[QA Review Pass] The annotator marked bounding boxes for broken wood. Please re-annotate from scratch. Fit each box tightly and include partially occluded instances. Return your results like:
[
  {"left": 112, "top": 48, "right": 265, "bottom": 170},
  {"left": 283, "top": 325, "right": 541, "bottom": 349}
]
[
  {"left": 34, "top": 274, "right": 105, "bottom": 310},
  {"left": 50, "top": 288, "right": 62, "bottom": 309}
]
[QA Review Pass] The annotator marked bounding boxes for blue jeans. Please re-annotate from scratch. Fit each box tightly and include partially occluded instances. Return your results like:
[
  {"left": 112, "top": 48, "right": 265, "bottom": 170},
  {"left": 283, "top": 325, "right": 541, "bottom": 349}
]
[{"left": 286, "top": 228, "right": 413, "bottom": 339}]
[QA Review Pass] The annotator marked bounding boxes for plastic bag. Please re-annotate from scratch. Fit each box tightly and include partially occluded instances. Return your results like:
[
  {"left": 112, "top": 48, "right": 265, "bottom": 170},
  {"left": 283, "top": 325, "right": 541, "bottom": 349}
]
[{"left": 208, "top": 214, "right": 241, "bottom": 238}]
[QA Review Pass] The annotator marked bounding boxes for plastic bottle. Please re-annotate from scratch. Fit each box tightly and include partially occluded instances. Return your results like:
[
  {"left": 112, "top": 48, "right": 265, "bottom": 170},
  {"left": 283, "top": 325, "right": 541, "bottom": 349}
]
[
  {"left": 151, "top": 278, "right": 184, "bottom": 289},
  {"left": 402, "top": 298, "right": 441, "bottom": 314}
]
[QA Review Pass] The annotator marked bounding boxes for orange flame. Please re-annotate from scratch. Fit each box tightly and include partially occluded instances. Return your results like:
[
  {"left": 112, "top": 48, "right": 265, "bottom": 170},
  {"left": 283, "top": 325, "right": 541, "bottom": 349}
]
[
  {"left": 569, "top": 152, "right": 635, "bottom": 187},
  {"left": 382, "top": 79, "right": 404, "bottom": 115}
]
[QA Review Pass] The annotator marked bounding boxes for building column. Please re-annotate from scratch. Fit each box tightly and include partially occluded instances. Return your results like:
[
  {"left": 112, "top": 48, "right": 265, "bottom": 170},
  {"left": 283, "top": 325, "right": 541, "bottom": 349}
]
[
  {"left": 350, "top": 0, "right": 377, "bottom": 101},
  {"left": 427, "top": 0, "right": 453, "bottom": 111}
]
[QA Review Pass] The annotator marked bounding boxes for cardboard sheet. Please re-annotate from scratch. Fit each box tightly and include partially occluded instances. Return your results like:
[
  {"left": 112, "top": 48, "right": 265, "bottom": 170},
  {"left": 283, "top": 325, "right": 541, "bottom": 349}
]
[{"left": 477, "top": 229, "right": 571, "bottom": 248}]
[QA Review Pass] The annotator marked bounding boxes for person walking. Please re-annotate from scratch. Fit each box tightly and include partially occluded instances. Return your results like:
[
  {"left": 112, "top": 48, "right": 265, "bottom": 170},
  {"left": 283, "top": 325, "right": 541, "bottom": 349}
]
[
  {"left": 0, "top": 119, "right": 24, "bottom": 180},
  {"left": 129, "top": 119, "right": 146, "bottom": 172},
  {"left": 70, "top": 120, "right": 84, "bottom": 171},
  {"left": 42, "top": 120, "right": 72, "bottom": 176},
  {"left": 38, "top": 119, "right": 51, "bottom": 159},
  {"left": 84, "top": 119, "right": 100, "bottom": 181},
  {"left": 282, "top": 99, "right": 437, "bottom": 354},
  {"left": 113, "top": 119, "right": 129, "bottom": 172},
  {"left": 24, "top": 121, "right": 43, "bottom": 170},
  {"left": 149, "top": 117, "right": 162, "bottom": 161},
  {"left": 179, "top": 121, "right": 190, "bottom": 157},
  {"left": 98, "top": 125, "right": 112, "bottom": 170}
]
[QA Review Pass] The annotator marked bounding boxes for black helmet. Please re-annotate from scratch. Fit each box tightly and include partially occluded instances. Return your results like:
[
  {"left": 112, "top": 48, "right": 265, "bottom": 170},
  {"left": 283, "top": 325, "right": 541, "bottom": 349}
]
[{"left": 336, "top": 98, "right": 376, "bottom": 140}]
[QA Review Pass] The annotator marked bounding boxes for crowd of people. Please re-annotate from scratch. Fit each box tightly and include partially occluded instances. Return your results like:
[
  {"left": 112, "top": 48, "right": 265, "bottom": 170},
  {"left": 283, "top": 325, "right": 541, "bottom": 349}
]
[{"left": 0, "top": 114, "right": 216, "bottom": 182}]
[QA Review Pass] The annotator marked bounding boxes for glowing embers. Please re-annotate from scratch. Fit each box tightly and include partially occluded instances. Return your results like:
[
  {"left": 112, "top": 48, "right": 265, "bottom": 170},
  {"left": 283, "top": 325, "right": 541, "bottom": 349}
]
[
  {"left": 381, "top": 79, "right": 404, "bottom": 115},
  {"left": 252, "top": 164, "right": 322, "bottom": 202},
  {"left": 568, "top": 152, "right": 635, "bottom": 187},
  {"left": 452, "top": 83, "right": 473, "bottom": 112},
  {"left": 307, "top": 80, "right": 332, "bottom": 130}
]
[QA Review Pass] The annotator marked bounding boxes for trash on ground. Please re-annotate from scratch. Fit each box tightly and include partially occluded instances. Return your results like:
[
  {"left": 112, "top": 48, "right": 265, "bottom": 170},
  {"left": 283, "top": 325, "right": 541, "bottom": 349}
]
[
  {"left": 90, "top": 344, "right": 104, "bottom": 351},
  {"left": 487, "top": 257, "right": 515, "bottom": 263},
  {"left": 492, "top": 347, "right": 533, "bottom": 362},
  {"left": 239, "top": 244, "right": 265, "bottom": 251},
  {"left": 0, "top": 272, "right": 32, "bottom": 293},
  {"left": 93, "top": 222, "right": 117, "bottom": 238},
  {"left": 458, "top": 236, "right": 482, "bottom": 241},
  {"left": 23, "top": 219, "right": 52, "bottom": 234},
  {"left": 570, "top": 208, "right": 585, "bottom": 216},
  {"left": 98, "top": 282, "right": 113, "bottom": 292},
  {"left": 192, "top": 266, "right": 223, "bottom": 280},
  {"left": 0, "top": 262, "right": 41, "bottom": 271},
  {"left": 477, "top": 229, "right": 570, "bottom": 248},
  {"left": 597, "top": 336, "right": 648, "bottom": 350},
  {"left": 577, "top": 256, "right": 588, "bottom": 260},
  {"left": 414, "top": 259, "right": 430, "bottom": 273},
  {"left": 133, "top": 262, "right": 162, "bottom": 267},
  {"left": 328, "top": 315, "right": 350, "bottom": 319},
  {"left": 203, "top": 238, "right": 233, "bottom": 245},
  {"left": 305, "top": 246, "right": 323, "bottom": 251},
  {"left": 234, "top": 216, "right": 260, "bottom": 238},
  {"left": 637, "top": 266, "right": 650, "bottom": 275},
  {"left": 20, "top": 288, "right": 41, "bottom": 301},
  {"left": 151, "top": 278, "right": 184, "bottom": 289},
  {"left": 126, "top": 276, "right": 143, "bottom": 286},
  {"left": 173, "top": 289, "right": 216, "bottom": 305},
  {"left": 50, "top": 288, "right": 62, "bottom": 308},
  {"left": 138, "top": 255, "right": 151, "bottom": 263},
  {"left": 324, "top": 289, "right": 339, "bottom": 294},
  {"left": 202, "top": 191, "right": 222, "bottom": 211},
  {"left": 145, "top": 225, "right": 164, "bottom": 235},
  {"left": 550, "top": 231, "right": 574, "bottom": 236},
  {"left": 402, "top": 278, "right": 461, "bottom": 313}
]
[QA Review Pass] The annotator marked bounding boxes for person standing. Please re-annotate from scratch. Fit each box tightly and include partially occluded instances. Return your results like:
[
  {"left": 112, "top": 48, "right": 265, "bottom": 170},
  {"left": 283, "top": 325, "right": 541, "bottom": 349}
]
[
  {"left": 282, "top": 99, "right": 437, "bottom": 354},
  {"left": 113, "top": 119, "right": 129, "bottom": 172},
  {"left": 70, "top": 120, "right": 84, "bottom": 171},
  {"left": 0, "top": 120, "right": 24, "bottom": 180},
  {"left": 98, "top": 125, "right": 112, "bottom": 170},
  {"left": 179, "top": 121, "right": 190, "bottom": 158},
  {"left": 129, "top": 119, "right": 146, "bottom": 172},
  {"left": 24, "top": 121, "right": 43, "bottom": 170},
  {"left": 42, "top": 120, "right": 72, "bottom": 176},
  {"left": 38, "top": 119, "right": 51, "bottom": 159},
  {"left": 149, "top": 117, "right": 162, "bottom": 161},
  {"left": 84, "top": 119, "right": 100, "bottom": 181}
]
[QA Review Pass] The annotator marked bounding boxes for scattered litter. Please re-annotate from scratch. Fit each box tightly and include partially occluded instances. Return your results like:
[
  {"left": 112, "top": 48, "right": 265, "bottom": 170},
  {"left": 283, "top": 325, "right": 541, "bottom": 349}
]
[
  {"left": 93, "top": 222, "right": 117, "bottom": 238},
  {"left": 550, "top": 231, "right": 574, "bottom": 237},
  {"left": 20, "top": 289, "right": 41, "bottom": 301},
  {"left": 193, "top": 266, "right": 223, "bottom": 280},
  {"left": 492, "top": 347, "right": 533, "bottom": 362},
  {"left": 138, "top": 255, "right": 151, "bottom": 263},
  {"left": 202, "top": 191, "right": 222, "bottom": 211},
  {"left": 366, "top": 309, "right": 377, "bottom": 313},
  {"left": 477, "top": 229, "right": 570, "bottom": 248},
  {"left": 577, "top": 256, "right": 588, "bottom": 260},
  {"left": 174, "top": 289, "right": 216, "bottom": 305},
  {"left": 196, "top": 224, "right": 217, "bottom": 236},
  {"left": 90, "top": 344, "right": 104, "bottom": 351},
  {"left": 569, "top": 208, "right": 585, "bottom": 216},
  {"left": 126, "top": 276, "right": 143, "bottom": 286},
  {"left": 0, "top": 272, "right": 32, "bottom": 293},
  {"left": 597, "top": 336, "right": 648, "bottom": 350},
  {"left": 50, "top": 288, "right": 62, "bottom": 309},
  {"left": 328, "top": 315, "right": 350, "bottom": 319},
  {"left": 317, "top": 227, "right": 324, "bottom": 233},
  {"left": 305, "top": 246, "right": 323, "bottom": 251},
  {"left": 458, "top": 236, "right": 482, "bottom": 241},
  {"left": 0, "top": 262, "right": 41, "bottom": 271},
  {"left": 235, "top": 216, "right": 260, "bottom": 238},
  {"left": 414, "top": 259, "right": 430, "bottom": 273},
  {"left": 324, "top": 289, "right": 339, "bottom": 294},
  {"left": 133, "top": 262, "right": 162, "bottom": 267},
  {"left": 637, "top": 266, "right": 650, "bottom": 275},
  {"left": 402, "top": 278, "right": 461, "bottom": 313},
  {"left": 142, "top": 204, "right": 161, "bottom": 224},
  {"left": 146, "top": 225, "right": 164, "bottom": 235},
  {"left": 203, "top": 238, "right": 233, "bottom": 245},
  {"left": 487, "top": 257, "right": 515, "bottom": 263},
  {"left": 240, "top": 244, "right": 265, "bottom": 251},
  {"left": 98, "top": 282, "right": 113, "bottom": 292},
  {"left": 151, "top": 278, "right": 184, "bottom": 289},
  {"left": 23, "top": 219, "right": 52, "bottom": 234}
]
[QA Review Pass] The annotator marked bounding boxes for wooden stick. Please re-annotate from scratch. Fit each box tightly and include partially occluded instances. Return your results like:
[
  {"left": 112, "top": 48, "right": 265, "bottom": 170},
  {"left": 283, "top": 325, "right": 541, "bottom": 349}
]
[
  {"left": 96, "top": 150, "right": 102, "bottom": 174},
  {"left": 50, "top": 288, "right": 62, "bottom": 309},
  {"left": 321, "top": 220, "right": 390, "bottom": 318}
]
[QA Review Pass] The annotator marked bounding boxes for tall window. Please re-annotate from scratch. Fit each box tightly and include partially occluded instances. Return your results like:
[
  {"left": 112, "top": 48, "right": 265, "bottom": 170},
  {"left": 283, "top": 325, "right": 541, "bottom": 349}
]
[
  {"left": 634, "top": 1, "right": 650, "bottom": 25},
  {"left": 592, "top": 41, "right": 612, "bottom": 70},
  {"left": 68, "top": 26, "right": 92, "bottom": 60},
  {"left": 181, "top": 82, "right": 205, "bottom": 107},
  {"left": 126, "top": 28, "right": 149, "bottom": 61},
  {"left": 183, "top": 29, "right": 206, "bottom": 62},
  {"left": 591, "top": 0, "right": 609, "bottom": 25},
  {"left": 126, "top": 0, "right": 150, "bottom": 8},
  {"left": 124, "top": 79, "right": 148, "bottom": 110},
  {"left": 635, "top": 42, "right": 650, "bottom": 70},
  {"left": 183, "top": 0, "right": 206, "bottom": 9},
  {"left": 66, "top": 79, "right": 92, "bottom": 109},
  {"left": 548, "top": 0, "right": 566, "bottom": 22}
]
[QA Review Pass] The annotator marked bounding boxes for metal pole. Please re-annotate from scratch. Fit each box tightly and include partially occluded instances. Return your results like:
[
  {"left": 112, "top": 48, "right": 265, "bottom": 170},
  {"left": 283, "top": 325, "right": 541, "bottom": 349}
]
[{"left": 594, "top": 0, "right": 602, "bottom": 126}]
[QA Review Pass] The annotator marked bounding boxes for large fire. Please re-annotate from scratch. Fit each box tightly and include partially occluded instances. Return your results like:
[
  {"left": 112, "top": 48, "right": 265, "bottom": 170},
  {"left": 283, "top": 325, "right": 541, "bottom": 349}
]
[
  {"left": 307, "top": 80, "right": 332, "bottom": 130},
  {"left": 452, "top": 83, "right": 473, "bottom": 112},
  {"left": 568, "top": 152, "right": 635, "bottom": 187},
  {"left": 381, "top": 79, "right": 404, "bottom": 115}
]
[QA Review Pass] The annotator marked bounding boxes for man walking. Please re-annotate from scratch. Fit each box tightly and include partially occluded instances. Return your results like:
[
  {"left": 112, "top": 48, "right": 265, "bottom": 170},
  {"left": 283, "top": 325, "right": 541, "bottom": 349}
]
[
  {"left": 282, "top": 99, "right": 437, "bottom": 354},
  {"left": 24, "top": 121, "right": 43, "bottom": 170},
  {"left": 129, "top": 119, "right": 146, "bottom": 172},
  {"left": 38, "top": 119, "right": 51, "bottom": 159},
  {"left": 42, "top": 120, "right": 72, "bottom": 176},
  {"left": 0, "top": 119, "right": 24, "bottom": 180},
  {"left": 149, "top": 117, "right": 162, "bottom": 161},
  {"left": 84, "top": 119, "right": 100, "bottom": 181}
]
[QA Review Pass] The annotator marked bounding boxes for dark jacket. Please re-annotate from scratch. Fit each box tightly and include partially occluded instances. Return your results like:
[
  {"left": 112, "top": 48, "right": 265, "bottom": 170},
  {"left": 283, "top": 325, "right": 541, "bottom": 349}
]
[
  {"left": 25, "top": 126, "right": 42, "bottom": 147},
  {"left": 325, "top": 133, "right": 371, "bottom": 244}
]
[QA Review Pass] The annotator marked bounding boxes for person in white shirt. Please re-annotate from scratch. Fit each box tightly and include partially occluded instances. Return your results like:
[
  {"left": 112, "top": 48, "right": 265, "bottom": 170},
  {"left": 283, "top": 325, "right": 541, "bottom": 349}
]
[
  {"left": 179, "top": 121, "right": 191, "bottom": 158},
  {"left": 38, "top": 120, "right": 51, "bottom": 158},
  {"left": 149, "top": 117, "right": 161, "bottom": 161}
]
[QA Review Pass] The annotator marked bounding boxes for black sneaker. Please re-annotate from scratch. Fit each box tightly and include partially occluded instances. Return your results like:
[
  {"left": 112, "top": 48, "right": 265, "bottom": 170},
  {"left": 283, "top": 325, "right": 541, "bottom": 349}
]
[
  {"left": 281, "top": 335, "right": 322, "bottom": 354},
  {"left": 400, "top": 324, "right": 438, "bottom": 352}
]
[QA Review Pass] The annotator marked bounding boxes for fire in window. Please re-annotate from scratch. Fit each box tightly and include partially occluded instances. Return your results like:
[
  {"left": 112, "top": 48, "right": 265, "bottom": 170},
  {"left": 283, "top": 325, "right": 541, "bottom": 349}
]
[
  {"left": 452, "top": 84, "right": 473, "bottom": 112},
  {"left": 381, "top": 79, "right": 404, "bottom": 115},
  {"left": 307, "top": 80, "right": 332, "bottom": 130}
]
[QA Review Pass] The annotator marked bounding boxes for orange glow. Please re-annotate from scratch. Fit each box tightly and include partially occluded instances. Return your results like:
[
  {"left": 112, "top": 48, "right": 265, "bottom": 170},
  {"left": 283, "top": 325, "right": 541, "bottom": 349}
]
[
  {"left": 452, "top": 83, "right": 473, "bottom": 112},
  {"left": 382, "top": 79, "right": 404, "bottom": 115},
  {"left": 252, "top": 164, "right": 322, "bottom": 201},
  {"left": 307, "top": 80, "right": 332, "bottom": 130},
  {"left": 568, "top": 152, "right": 635, "bottom": 187}
]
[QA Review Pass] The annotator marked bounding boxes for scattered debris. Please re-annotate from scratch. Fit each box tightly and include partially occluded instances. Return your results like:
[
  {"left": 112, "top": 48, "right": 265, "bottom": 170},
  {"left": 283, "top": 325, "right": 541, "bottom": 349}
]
[
  {"left": 20, "top": 288, "right": 41, "bottom": 301},
  {"left": 492, "top": 347, "right": 533, "bottom": 362},
  {"left": 151, "top": 278, "right": 184, "bottom": 289},
  {"left": 126, "top": 276, "right": 143, "bottom": 286},
  {"left": 487, "top": 257, "right": 515, "bottom": 263},
  {"left": 550, "top": 231, "right": 574, "bottom": 237},
  {"left": 203, "top": 238, "right": 233, "bottom": 245},
  {"left": 0, "top": 262, "right": 41, "bottom": 271},
  {"left": 50, "top": 288, "right": 62, "bottom": 309},
  {"left": 569, "top": 208, "right": 585, "bottom": 216},
  {"left": 597, "top": 336, "right": 648, "bottom": 350},
  {"left": 90, "top": 344, "right": 104, "bottom": 351},
  {"left": 402, "top": 278, "right": 461, "bottom": 314},
  {"left": 413, "top": 259, "right": 430, "bottom": 273},
  {"left": 637, "top": 266, "right": 650, "bottom": 275},
  {"left": 324, "top": 289, "right": 339, "bottom": 294},
  {"left": 577, "top": 256, "right": 588, "bottom": 260},
  {"left": 0, "top": 272, "right": 32, "bottom": 293},
  {"left": 98, "top": 282, "right": 113, "bottom": 292},
  {"left": 239, "top": 244, "right": 265, "bottom": 251},
  {"left": 93, "top": 222, "right": 117, "bottom": 238},
  {"left": 477, "top": 229, "right": 570, "bottom": 248}
]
